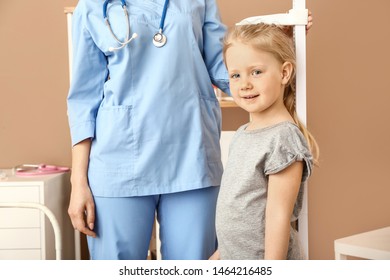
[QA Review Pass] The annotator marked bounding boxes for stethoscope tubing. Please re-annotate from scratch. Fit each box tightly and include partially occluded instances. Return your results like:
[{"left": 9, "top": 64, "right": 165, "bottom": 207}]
[
  {"left": 159, "top": 0, "right": 169, "bottom": 31},
  {"left": 103, "top": 0, "right": 126, "bottom": 19},
  {"left": 103, "top": 0, "right": 170, "bottom": 51}
]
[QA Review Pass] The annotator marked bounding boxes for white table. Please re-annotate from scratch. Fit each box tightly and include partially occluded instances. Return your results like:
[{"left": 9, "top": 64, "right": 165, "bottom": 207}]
[
  {"left": 0, "top": 169, "right": 75, "bottom": 260},
  {"left": 334, "top": 226, "right": 390, "bottom": 260}
]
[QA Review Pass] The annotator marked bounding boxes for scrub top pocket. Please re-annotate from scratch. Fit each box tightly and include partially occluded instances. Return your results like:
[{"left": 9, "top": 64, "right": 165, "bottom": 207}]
[{"left": 90, "top": 105, "right": 135, "bottom": 174}]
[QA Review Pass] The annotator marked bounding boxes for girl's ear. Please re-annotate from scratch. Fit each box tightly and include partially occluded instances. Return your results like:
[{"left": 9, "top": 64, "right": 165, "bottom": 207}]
[{"left": 281, "top": 62, "right": 293, "bottom": 85}]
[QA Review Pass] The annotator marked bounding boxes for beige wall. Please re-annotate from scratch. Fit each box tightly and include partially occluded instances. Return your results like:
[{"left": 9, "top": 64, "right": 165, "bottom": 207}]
[{"left": 1, "top": 0, "right": 389, "bottom": 260}]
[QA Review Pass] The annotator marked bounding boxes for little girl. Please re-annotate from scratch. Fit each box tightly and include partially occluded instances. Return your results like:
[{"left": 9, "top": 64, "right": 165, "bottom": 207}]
[{"left": 212, "top": 23, "right": 319, "bottom": 260}]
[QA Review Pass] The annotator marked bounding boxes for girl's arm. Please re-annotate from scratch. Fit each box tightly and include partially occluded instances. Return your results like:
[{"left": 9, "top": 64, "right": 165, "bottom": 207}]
[
  {"left": 264, "top": 161, "right": 303, "bottom": 259},
  {"left": 209, "top": 250, "right": 220, "bottom": 260}
]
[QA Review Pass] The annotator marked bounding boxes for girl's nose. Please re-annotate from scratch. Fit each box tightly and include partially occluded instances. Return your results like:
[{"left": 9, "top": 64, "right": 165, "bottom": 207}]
[{"left": 240, "top": 77, "right": 253, "bottom": 90}]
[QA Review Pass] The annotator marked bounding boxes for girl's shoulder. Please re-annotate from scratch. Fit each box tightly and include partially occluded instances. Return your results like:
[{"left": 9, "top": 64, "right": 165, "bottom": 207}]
[
  {"left": 234, "top": 121, "right": 309, "bottom": 153},
  {"left": 236, "top": 121, "right": 302, "bottom": 138},
  {"left": 264, "top": 122, "right": 313, "bottom": 178},
  {"left": 267, "top": 121, "right": 310, "bottom": 151},
  {"left": 265, "top": 121, "right": 300, "bottom": 134}
]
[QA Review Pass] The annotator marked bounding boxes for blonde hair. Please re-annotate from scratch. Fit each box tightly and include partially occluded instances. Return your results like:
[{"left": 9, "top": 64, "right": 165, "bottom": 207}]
[{"left": 223, "top": 23, "right": 319, "bottom": 165}]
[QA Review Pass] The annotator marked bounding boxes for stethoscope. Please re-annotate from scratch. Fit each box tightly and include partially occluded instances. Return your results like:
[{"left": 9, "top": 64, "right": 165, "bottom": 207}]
[
  {"left": 13, "top": 164, "right": 70, "bottom": 177},
  {"left": 103, "top": 0, "right": 169, "bottom": 52}
]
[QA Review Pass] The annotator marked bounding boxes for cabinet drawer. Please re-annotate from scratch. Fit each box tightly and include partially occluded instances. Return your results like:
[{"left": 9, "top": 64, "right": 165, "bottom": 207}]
[
  {"left": 0, "top": 208, "right": 40, "bottom": 228},
  {"left": 0, "top": 228, "right": 40, "bottom": 249},
  {"left": 0, "top": 186, "right": 40, "bottom": 203},
  {"left": 0, "top": 249, "right": 41, "bottom": 260}
]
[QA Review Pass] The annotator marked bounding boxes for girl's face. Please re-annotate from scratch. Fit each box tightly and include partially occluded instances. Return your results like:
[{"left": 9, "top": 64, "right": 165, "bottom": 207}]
[{"left": 225, "top": 42, "right": 290, "bottom": 121}]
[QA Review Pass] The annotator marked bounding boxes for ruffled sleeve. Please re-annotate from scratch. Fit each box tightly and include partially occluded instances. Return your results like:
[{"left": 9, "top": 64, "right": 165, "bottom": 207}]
[{"left": 264, "top": 125, "right": 313, "bottom": 183}]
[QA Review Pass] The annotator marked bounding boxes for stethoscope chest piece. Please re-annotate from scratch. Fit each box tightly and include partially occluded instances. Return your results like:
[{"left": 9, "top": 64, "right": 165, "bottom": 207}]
[{"left": 153, "top": 32, "right": 167, "bottom": 48}]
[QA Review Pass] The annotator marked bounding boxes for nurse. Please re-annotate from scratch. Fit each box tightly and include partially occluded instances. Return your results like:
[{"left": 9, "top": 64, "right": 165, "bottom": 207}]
[{"left": 67, "top": 0, "right": 228, "bottom": 260}]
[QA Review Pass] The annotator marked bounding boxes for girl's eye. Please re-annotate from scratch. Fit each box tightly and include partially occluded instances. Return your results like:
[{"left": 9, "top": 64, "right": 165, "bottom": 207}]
[
  {"left": 230, "top": 73, "right": 240, "bottom": 79},
  {"left": 252, "top": 69, "right": 262, "bottom": 76}
]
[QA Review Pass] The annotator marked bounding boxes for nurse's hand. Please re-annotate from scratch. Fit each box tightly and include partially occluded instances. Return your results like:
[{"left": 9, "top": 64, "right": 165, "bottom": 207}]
[
  {"left": 306, "top": 10, "right": 313, "bottom": 33},
  {"left": 68, "top": 177, "right": 96, "bottom": 238},
  {"left": 283, "top": 10, "right": 313, "bottom": 37}
]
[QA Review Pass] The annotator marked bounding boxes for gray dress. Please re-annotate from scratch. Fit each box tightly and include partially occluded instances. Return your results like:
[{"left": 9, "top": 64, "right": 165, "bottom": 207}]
[{"left": 216, "top": 121, "right": 313, "bottom": 259}]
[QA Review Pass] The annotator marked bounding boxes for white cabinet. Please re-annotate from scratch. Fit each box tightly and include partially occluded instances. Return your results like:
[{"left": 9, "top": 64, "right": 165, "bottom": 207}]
[{"left": 0, "top": 170, "right": 75, "bottom": 260}]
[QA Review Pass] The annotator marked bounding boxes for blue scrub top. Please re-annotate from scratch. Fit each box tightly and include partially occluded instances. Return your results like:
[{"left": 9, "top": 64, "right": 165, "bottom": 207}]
[{"left": 67, "top": 0, "right": 230, "bottom": 197}]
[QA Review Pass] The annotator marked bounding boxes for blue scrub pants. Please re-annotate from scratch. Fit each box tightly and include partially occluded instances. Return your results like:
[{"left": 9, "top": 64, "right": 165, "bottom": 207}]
[{"left": 87, "top": 186, "right": 219, "bottom": 260}]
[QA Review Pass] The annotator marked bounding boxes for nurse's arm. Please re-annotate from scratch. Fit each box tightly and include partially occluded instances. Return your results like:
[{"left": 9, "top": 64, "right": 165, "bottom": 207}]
[{"left": 68, "top": 138, "right": 96, "bottom": 238}]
